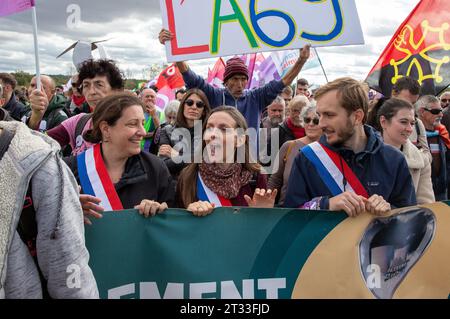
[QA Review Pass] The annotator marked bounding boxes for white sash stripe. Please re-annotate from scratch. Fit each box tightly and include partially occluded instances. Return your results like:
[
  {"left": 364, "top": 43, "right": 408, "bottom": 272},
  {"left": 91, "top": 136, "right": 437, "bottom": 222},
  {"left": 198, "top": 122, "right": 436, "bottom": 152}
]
[
  {"left": 85, "top": 147, "right": 113, "bottom": 211},
  {"left": 198, "top": 174, "right": 223, "bottom": 207},
  {"left": 309, "top": 142, "right": 355, "bottom": 193}
]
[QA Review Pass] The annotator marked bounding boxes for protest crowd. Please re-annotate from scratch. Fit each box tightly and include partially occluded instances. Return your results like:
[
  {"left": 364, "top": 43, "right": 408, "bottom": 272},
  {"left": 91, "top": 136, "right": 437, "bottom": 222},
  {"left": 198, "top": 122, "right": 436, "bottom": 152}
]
[{"left": 0, "top": 1, "right": 449, "bottom": 300}]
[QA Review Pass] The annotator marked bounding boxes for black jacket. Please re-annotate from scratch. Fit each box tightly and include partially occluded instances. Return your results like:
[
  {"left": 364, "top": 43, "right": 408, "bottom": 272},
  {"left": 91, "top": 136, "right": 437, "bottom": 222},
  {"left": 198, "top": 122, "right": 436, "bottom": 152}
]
[
  {"left": 3, "top": 93, "right": 28, "bottom": 121},
  {"left": 159, "top": 125, "right": 201, "bottom": 177},
  {"left": 65, "top": 151, "right": 175, "bottom": 208},
  {"left": 0, "top": 108, "right": 13, "bottom": 121},
  {"left": 267, "top": 121, "right": 298, "bottom": 157},
  {"left": 284, "top": 125, "right": 417, "bottom": 209}
]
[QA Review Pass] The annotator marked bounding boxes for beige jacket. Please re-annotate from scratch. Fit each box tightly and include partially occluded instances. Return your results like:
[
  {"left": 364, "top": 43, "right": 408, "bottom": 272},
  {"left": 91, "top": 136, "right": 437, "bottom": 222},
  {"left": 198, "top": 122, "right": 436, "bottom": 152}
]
[
  {"left": 409, "top": 118, "right": 432, "bottom": 163},
  {"left": 402, "top": 139, "right": 435, "bottom": 204}
]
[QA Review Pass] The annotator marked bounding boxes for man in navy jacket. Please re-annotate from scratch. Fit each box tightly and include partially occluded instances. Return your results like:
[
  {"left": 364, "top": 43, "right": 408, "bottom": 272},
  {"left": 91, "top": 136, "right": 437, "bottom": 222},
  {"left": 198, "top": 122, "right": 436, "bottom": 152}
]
[
  {"left": 284, "top": 78, "right": 416, "bottom": 217},
  {"left": 159, "top": 29, "right": 310, "bottom": 133}
]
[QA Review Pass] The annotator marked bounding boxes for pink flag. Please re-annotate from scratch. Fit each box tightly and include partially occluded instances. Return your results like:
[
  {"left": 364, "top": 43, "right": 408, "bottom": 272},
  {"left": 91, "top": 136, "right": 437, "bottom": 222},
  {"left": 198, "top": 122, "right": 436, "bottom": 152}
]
[
  {"left": 248, "top": 55, "right": 281, "bottom": 89},
  {"left": 239, "top": 53, "right": 256, "bottom": 89},
  {"left": 0, "top": 0, "right": 34, "bottom": 17},
  {"left": 156, "top": 85, "right": 175, "bottom": 112},
  {"left": 246, "top": 53, "right": 265, "bottom": 89},
  {"left": 207, "top": 57, "right": 225, "bottom": 88}
]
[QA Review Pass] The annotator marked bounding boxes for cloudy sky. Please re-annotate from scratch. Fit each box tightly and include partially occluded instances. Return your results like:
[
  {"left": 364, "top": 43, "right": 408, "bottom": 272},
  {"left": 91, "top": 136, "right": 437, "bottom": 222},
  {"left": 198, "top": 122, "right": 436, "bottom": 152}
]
[{"left": 0, "top": 0, "right": 420, "bottom": 85}]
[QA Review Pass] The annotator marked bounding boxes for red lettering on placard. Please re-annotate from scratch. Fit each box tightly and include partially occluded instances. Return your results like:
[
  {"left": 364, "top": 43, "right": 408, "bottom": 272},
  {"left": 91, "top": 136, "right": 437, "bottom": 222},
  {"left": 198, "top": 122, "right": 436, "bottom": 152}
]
[{"left": 166, "top": 0, "right": 209, "bottom": 55}]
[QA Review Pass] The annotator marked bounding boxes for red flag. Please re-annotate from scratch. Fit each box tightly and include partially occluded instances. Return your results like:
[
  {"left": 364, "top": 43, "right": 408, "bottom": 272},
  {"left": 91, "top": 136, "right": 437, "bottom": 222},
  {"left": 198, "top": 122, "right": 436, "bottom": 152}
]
[
  {"left": 207, "top": 57, "right": 226, "bottom": 88},
  {"left": 366, "top": 0, "right": 450, "bottom": 96},
  {"left": 156, "top": 64, "right": 185, "bottom": 90}
]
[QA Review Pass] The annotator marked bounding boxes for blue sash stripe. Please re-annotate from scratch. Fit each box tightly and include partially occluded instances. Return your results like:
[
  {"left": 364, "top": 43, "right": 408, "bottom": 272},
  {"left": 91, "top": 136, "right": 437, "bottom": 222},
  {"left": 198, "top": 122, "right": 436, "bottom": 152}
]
[
  {"left": 196, "top": 176, "right": 208, "bottom": 201},
  {"left": 301, "top": 145, "right": 342, "bottom": 197},
  {"left": 77, "top": 152, "right": 95, "bottom": 197}
]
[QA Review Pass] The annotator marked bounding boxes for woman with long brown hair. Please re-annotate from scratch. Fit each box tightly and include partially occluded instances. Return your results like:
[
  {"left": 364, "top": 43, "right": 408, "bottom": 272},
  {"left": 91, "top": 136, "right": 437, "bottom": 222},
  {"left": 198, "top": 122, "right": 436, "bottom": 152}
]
[
  {"left": 158, "top": 88, "right": 211, "bottom": 178},
  {"left": 177, "top": 106, "right": 277, "bottom": 216}
]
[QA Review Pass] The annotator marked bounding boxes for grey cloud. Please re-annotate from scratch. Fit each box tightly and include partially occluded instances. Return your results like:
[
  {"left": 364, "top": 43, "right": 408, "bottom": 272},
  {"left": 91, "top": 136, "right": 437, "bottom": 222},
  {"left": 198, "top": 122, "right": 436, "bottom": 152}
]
[
  {"left": 3, "top": 0, "right": 161, "bottom": 32},
  {"left": 0, "top": 0, "right": 421, "bottom": 82}
]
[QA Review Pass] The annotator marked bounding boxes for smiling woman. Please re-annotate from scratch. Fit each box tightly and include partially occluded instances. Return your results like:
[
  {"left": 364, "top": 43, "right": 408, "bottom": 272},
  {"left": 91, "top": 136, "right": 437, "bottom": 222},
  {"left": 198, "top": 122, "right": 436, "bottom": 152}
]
[
  {"left": 64, "top": 93, "right": 175, "bottom": 223},
  {"left": 375, "top": 98, "right": 435, "bottom": 204}
]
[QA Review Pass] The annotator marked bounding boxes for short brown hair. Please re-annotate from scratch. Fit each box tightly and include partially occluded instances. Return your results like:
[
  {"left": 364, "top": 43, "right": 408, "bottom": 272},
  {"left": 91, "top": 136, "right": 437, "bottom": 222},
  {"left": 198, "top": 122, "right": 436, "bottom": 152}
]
[
  {"left": 297, "top": 78, "right": 309, "bottom": 87},
  {"left": 314, "top": 77, "right": 369, "bottom": 123},
  {"left": 392, "top": 76, "right": 420, "bottom": 96},
  {"left": 0, "top": 73, "right": 17, "bottom": 89},
  {"left": 83, "top": 93, "right": 145, "bottom": 143}
]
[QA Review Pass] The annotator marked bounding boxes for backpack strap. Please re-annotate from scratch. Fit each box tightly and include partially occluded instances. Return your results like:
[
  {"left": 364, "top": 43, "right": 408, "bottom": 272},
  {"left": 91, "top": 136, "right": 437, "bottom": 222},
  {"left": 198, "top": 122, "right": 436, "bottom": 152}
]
[
  {"left": 74, "top": 113, "right": 92, "bottom": 143},
  {"left": 415, "top": 121, "right": 420, "bottom": 145},
  {"left": 17, "top": 182, "right": 51, "bottom": 299},
  {"left": 0, "top": 128, "right": 14, "bottom": 161}
]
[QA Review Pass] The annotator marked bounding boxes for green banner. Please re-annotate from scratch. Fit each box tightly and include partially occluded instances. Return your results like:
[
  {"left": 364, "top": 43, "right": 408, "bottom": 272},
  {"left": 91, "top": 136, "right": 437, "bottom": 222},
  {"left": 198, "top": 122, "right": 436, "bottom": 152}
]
[{"left": 85, "top": 203, "right": 450, "bottom": 299}]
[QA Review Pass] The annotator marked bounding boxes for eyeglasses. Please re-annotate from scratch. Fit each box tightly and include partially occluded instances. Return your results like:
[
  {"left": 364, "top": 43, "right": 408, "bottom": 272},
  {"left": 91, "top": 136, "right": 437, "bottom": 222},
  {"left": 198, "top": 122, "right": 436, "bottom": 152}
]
[
  {"left": 185, "top": 99, "right": 205, "bottom": 109},
  {"left": 424, "top": 108, "right": 443, "bottom": 115},
  {"left": 441, "top": 99, "right": 450, "bottom": 103},
  {"left": 304, "top": 117, "right": 319, "bottom": 125}
]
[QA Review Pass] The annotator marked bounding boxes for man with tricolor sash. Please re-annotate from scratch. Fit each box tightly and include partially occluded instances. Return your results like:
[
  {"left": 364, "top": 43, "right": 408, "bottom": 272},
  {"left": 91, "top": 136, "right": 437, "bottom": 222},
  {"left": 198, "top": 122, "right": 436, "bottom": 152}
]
[{"left": 285, "top": 78, "right": 417, "bottom": 217}]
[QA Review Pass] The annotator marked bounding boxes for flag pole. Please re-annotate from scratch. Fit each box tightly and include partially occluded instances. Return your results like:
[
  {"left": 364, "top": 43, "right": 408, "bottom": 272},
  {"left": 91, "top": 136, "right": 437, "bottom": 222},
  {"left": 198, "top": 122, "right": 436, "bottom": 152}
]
[
  {"left": 314, "top": 47, "right": 329, "bottom": 83},
  {"left": 437, "top": 84, "right": 450, "bottom": 97},
  {"left": 31, "top": 5, "right": 41, "bottom": 90}
]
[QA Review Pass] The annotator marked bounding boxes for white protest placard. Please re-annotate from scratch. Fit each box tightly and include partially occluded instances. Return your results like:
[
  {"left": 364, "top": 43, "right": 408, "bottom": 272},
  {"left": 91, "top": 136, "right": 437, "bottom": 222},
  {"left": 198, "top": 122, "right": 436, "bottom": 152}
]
[{"left": 160, "top": 0, "right": 365, "bottom": 62}]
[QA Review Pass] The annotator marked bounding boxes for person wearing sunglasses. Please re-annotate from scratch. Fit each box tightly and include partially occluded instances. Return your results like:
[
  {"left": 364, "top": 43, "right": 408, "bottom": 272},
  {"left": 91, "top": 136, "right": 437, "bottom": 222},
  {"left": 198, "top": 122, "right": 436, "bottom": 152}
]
[
  {"left": 417, "top": 95, "right": 450, "bottom": 201},
  {"left": 285, "top": 78, "right": 416, "bottom": 216},
  {"left": 269, "top": 105, "right": 322, "bottom": 205},
  {"left": 159, "top": 29, "right": 310, "bottom": 135},
  {"left": 158, "top": 88, "right": 211, "bottom": 178}
]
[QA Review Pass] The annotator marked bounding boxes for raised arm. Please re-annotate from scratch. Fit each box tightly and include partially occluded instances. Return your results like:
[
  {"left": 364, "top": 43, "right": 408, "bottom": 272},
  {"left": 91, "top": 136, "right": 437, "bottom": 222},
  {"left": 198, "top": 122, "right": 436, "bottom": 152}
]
[
  {"left": 159, "top": 29, "right": 189, "bottom": 72},
  {"left": 281, "top": 44, "right": 311, "bottom": 86}
]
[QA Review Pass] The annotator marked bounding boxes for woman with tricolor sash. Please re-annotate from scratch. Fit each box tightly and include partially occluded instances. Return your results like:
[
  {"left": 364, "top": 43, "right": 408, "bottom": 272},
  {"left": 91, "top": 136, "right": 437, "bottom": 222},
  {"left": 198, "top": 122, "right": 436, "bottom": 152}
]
[
  {"left": 158, "top": 88, "right": 211, "bottom": 178},
  {"left": 65, "top": 93, "right": 174, "bottom": 224},
  {"left": 176, "top": 106, "right": 277, "bottom": 216}
]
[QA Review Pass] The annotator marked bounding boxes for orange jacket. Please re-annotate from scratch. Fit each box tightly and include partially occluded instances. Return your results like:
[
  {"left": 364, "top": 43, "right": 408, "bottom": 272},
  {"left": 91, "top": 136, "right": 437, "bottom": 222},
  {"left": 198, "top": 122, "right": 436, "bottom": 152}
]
[{"left": 436, "top": 124, "right": 450, "bottom": 149}]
